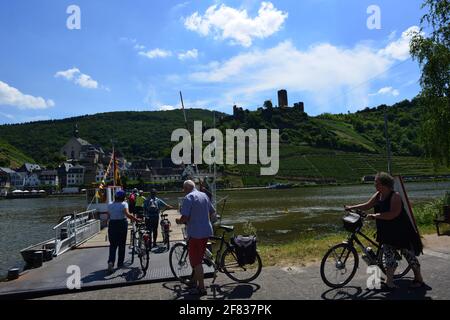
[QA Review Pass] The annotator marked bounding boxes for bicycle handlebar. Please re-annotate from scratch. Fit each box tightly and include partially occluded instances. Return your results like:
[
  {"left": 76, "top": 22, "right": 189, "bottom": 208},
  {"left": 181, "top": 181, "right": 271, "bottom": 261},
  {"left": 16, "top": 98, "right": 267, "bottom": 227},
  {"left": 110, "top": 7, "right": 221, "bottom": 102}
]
[{"left": 345, "top": 208, "right": 367, "bottom": 217}]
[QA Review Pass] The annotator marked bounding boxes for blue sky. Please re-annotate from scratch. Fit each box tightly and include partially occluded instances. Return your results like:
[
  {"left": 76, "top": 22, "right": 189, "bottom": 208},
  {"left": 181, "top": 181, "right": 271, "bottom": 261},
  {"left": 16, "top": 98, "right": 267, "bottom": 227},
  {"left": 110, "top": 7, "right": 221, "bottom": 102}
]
[{"left": 0, "top": 0, "right": 427, "bottom": 124}]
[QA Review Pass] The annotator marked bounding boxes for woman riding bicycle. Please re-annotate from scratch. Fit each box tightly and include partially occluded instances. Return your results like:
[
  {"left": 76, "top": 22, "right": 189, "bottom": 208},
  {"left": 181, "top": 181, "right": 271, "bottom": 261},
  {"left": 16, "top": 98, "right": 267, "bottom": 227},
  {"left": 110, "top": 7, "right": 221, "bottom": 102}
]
[{"left": 345, "top": 172, "right": 424, "bottom": 290}]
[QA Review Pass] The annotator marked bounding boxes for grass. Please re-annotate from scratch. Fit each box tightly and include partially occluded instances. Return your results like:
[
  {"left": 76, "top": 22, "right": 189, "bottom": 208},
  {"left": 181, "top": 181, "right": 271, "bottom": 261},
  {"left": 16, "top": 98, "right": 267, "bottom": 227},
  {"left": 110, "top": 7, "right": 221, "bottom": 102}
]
[
  {"left": 234, "top": 145, "right": 450, "bottom": 187},
  {"left": 0, "top": 138, "right": 35, "bottom": 167},
  {"left": 314, "top": 118, "right": 378, "bottom": 153},
  {"left": 258, "top": 198, "right": 444, "bottom": 267}
]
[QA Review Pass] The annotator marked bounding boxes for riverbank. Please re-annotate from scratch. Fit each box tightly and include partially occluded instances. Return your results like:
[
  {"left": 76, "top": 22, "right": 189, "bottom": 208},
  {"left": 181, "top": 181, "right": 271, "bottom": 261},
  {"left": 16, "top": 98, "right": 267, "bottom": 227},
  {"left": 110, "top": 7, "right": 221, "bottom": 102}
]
[{"left": 258, "top": 224, "right": 442, "bottom": 267}]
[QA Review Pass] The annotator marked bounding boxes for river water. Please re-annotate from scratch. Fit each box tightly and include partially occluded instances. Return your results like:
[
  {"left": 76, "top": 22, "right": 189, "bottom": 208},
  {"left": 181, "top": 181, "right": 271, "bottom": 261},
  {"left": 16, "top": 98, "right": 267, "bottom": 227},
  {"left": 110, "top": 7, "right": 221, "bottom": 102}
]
[{"left": 1, "top": 181, "right": 449, "bottom": 278}]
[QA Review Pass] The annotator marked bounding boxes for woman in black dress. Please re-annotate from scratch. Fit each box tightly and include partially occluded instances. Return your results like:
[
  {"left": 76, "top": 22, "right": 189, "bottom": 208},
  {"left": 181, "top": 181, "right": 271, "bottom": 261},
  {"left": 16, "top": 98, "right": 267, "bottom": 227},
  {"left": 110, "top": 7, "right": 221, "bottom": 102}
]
[{"left": 345, "top": 172, "right": 424, "bottom": 289}]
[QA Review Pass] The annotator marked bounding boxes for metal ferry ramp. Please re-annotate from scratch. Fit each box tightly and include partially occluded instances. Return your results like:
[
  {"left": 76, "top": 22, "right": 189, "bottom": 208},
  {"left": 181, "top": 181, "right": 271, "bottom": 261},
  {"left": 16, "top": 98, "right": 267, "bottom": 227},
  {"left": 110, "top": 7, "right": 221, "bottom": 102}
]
[{"left": 0, "top": 209, "right": 214, "bottom": 299}]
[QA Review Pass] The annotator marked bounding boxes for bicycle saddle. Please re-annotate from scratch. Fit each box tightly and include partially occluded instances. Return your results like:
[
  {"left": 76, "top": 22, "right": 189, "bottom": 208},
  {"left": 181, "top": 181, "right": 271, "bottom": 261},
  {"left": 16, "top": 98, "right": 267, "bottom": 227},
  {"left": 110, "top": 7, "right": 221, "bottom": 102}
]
[{"left": 218, "top": 225, "right": 234, "bottom": 232}]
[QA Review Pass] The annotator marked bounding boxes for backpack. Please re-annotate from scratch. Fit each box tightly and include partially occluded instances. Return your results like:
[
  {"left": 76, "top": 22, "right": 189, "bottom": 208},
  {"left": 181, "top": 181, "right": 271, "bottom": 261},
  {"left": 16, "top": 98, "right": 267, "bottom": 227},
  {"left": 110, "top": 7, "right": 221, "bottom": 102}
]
[
  {"left": 129, "top": 193, "right": 136, "bottom": 205},
  {"left": 232, "top": 235, "right": 257, "bottom": 265},
  {"left": 144, "top": 198, "right": 159, "bottom": 217}
]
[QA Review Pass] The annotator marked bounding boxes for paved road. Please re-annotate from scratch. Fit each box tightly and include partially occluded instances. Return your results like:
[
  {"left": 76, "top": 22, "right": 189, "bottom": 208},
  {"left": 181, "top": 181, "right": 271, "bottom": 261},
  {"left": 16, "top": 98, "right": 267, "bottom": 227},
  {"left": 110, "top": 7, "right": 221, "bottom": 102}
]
[{"left": 36, "top": 235, "right": 450, "bottom": 300}]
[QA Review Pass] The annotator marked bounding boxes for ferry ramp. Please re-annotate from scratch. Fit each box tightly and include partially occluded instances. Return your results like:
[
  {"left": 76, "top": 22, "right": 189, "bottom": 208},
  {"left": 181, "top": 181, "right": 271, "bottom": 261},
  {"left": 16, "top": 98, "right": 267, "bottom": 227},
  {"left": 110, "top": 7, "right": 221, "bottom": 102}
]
[{"left": 0, "top": 210, "right": 213, "bottom": 299}]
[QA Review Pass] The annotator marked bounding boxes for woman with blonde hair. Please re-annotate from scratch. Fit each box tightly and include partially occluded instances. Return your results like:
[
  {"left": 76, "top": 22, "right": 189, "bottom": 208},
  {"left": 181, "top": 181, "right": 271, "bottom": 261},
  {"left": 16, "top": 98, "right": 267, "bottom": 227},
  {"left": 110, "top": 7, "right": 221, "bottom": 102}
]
[{"left": 345, "top": 172, "right": 424, "bottom": 290}]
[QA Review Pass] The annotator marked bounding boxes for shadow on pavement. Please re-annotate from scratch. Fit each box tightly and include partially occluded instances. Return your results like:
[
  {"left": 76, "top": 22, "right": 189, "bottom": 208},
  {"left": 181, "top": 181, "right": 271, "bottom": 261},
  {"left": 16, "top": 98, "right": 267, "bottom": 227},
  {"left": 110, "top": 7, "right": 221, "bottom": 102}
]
[
  {"left": 81, "top": 266, "right": 145, "bottom": 284},
  {"left": 321, "top": 278, "right": 432, "bottom": 300},
  {"left": 162, "top": 281, "right": 261, "bottom": 300}
]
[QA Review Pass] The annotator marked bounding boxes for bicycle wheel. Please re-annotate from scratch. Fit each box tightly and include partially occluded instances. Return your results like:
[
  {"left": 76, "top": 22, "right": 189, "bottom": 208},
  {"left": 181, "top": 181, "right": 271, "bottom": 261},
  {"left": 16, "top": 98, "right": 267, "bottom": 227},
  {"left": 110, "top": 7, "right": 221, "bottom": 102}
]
[
  {"left": 130, "top": 228, "right": 136, "bottom": 264},
  {"left": 379, "top": 249, "right": 412, "bottom": 279},
  {"left": 169, "top": 242, "right": 192, "bottom": 283},
  {"left": 221, "top": 247, "right": 262, "bottom": 283},
  {"left": 320, "top": 243, "right": 359, "bottom": 288},
  {"left": 164, "top": 232, "right": 170, "bottom": 251},
  {"left": 138, "top": 235, "right": 149, "bottom": 273}
]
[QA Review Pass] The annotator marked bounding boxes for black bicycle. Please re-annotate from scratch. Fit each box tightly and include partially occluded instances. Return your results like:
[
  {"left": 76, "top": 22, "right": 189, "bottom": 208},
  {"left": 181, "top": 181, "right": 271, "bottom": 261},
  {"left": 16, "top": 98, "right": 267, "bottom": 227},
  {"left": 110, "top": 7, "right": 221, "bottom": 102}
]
[
  {"left": 169, "top": 224, "right": 262, "bottom": 284},
  {"left": 320, "top": 209, "right": 412, "bottom": 288},
  {"left": 160, "top": 210, "right": 171, "bottom": 251},
  {"left": 130, "top": 220, "right": 150, "bottom": 273}
]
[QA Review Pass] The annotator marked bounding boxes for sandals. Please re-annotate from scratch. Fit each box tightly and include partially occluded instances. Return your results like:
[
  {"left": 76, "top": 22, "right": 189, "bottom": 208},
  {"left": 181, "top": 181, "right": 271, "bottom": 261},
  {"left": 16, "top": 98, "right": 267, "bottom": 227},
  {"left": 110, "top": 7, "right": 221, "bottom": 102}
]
[{"left": 409, "top": 280, "right": 426, "bottom": 289}]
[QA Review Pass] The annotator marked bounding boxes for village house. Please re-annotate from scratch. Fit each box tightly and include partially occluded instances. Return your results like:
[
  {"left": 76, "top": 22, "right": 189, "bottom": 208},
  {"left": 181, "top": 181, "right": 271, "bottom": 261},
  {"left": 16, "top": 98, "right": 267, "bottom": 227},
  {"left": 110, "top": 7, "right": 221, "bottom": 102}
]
[
  {"left": 0, "top": 168, "right": 25, "bottom": 189},
  {"left": 0, "top": 168, "right": 10, "bottom": 195},
  {"left": 66, "top": 165, "right": 85, "bottom": 187},
  {"left": 57, "top": 163, "right": 73, "bottom": 189},
  {"left": 126, "top": 158, "right": 183, "bottom": 182},
  {"left": 39, "top": 170, "right": 59, "bottom": 186},
  {"left": 16, "top": 163, "right": 42, "bottom": 187}
]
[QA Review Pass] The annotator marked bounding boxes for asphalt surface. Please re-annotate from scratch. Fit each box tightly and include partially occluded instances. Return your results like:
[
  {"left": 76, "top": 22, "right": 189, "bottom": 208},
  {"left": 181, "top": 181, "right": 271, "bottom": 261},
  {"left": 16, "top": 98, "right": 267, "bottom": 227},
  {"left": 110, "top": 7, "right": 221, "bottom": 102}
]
[{"left": 34, "top": 235, "right": 450, "bottom": 300}]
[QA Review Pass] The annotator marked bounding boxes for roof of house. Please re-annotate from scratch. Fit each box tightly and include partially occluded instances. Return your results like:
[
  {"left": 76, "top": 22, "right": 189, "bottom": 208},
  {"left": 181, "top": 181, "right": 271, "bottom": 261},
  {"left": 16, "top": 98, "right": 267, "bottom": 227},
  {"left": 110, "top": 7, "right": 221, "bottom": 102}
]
[
  {"left": 59, "top": 163, "right": 73, "bottom": 172},
  {"left": 40, "top": 170, "right": 58, "bottom": 176},
  {"left": 20, "top": 163, "right": 42, "bottom": 172},
  {"left": 0, "top": 167, "right": 16, "bottom": 174},
  {"left": 68, "top": 165, "right": 85, "bottom": 171},
  {"left": 76, "top": 138, "right": 91, "bottom": 146}
]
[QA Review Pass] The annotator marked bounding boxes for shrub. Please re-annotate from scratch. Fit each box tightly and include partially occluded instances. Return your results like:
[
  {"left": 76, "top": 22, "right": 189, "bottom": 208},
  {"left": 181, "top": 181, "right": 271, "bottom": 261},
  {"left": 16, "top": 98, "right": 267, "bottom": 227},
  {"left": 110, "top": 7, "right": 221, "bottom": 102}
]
[{"left": 414, "top": 198, "right": 443, "bottom": 226}]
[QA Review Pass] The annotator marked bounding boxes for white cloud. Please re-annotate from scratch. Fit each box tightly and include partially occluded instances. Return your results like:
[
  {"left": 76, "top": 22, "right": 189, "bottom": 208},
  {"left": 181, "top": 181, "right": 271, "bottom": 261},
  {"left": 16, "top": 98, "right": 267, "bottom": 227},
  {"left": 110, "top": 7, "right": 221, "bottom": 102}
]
[
  {"left": 0, "top": 112, "right": 15, "bottom": 120},
  {"left": 187, "top": 26, "right": 417, "bottom": 112},
  {"left": 55, "top": 67, "right": 80, "bottom": 81},
  {"left": 379, "top": 26, "right": 421, "bottom": 61},
  {"left": 0, "top": 81, "right": 55, "bottom": 109},
  {"left": 370, "top": 87, "right": 400, "bottom": 97},
  {"left": 134, "top": 44, "right": 146, "bottom": 51},
  {"left": 387, "top": 30, "right": 397, "bottom": 41},
  {"left": 178, "top": 49, "right": 199, "bottom": 60},
  {"left": 138, "top": 49, "right": 172, "bottom": 59},
  {"left": 184, "top": 2, "right": 288, "bottom": 47},
  {"left": 158, "top": 105, "right": 176, "bottom": 111},
  {"left": 75, "top": 74, "right": 98, "bottom": 89},
  {"left": 172, "top": 1, "right": 190, "bottom": 12},
  {"left": 55, "top": 68, "right": 100, "bottom": 89}
]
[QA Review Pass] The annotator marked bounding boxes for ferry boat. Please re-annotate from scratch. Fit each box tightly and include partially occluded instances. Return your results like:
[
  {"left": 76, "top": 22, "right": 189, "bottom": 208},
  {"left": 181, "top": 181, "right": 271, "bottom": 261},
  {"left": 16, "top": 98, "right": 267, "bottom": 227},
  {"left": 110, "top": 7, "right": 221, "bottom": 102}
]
[{"left": 19, "top": 185, "right": 121, "bottom": 269}]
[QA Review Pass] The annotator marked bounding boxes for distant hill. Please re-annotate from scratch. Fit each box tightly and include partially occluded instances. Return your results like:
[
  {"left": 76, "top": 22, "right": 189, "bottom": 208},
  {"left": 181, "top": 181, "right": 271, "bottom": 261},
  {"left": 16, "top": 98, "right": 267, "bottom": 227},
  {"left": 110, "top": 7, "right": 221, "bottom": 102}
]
[
  {"left": 0, "top": 138, "right": 34, "bottom": 168},
  {"left": 0, "top": 99, "right": 448, "bottom": 184},
  {"left": 0, "top": 109, "right": 220, "bottom": 167}
]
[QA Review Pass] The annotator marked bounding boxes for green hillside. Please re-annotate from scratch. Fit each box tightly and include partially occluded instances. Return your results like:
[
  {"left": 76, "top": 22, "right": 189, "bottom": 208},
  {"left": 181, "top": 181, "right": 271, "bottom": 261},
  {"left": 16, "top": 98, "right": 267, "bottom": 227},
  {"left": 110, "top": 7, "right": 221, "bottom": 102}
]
[
  {"left": 0, "top": 138, "right": 35, "bottom": 168},
  {"left": 230, "top": 145, "right": 450, "bottom": 186},
  {"left": 0, "top": 99, "right": 449, "bottom": 184},
  {"left": 0, "top": 109, "right": 220, "bottom": 167}
]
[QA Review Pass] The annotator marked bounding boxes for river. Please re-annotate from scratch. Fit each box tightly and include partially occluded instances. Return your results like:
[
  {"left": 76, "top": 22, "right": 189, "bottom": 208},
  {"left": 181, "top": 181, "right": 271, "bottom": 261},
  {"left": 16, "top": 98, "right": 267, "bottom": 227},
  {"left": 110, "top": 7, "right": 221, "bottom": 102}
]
[{"left": 1, "top": 181, "right": 449, "bottom": 278}]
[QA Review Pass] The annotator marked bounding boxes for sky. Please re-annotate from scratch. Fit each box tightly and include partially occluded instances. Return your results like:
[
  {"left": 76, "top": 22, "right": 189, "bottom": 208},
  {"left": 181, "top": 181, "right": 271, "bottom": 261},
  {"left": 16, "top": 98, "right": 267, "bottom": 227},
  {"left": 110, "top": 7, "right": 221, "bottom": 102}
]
[{"left": 0, "top": 0, "right": 429, "bottom": 124}]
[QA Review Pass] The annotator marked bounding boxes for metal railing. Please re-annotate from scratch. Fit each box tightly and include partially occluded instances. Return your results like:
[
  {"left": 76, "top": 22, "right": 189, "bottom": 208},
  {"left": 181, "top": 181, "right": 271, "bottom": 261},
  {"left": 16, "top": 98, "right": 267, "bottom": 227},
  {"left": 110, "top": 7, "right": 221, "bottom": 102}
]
[{"left": 52, "top": 209, "right": 98, "bottom": 256}]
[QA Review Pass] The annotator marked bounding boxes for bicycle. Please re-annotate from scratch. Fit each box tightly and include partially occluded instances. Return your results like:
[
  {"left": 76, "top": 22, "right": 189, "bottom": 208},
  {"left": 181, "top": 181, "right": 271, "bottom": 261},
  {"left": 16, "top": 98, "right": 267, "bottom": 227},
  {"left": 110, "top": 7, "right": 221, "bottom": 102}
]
[
  {"left": 160, "top": 209, "right": 171, "bottom": 251},
  {"left": 130, "top": 219, "right": 150, "bottom": 273},
  {"left": 169, "top": 224, "right": 262, "bottom": 284},
  {"left": 320, "top": 209, "right": 412, "bottom": 288}
]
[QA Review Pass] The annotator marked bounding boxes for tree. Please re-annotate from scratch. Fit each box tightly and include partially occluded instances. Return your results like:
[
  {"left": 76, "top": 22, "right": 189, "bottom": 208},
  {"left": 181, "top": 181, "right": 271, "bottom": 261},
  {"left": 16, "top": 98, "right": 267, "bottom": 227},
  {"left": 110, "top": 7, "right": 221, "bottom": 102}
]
[
  {"left": 263, "top": 100, "right": 273, "bottom": 110},
  {"left": 410, "top": 0, "right": 450, "bottom": 166}
]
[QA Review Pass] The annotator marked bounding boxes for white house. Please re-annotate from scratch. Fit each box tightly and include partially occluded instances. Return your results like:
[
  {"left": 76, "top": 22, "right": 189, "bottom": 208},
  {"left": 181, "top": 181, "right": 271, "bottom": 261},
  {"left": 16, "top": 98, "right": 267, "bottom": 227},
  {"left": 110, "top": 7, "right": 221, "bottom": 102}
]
[
  {"left": 39, "top": 170, "right": 59, "bottom": 186},
  {"left": 24, "top": 173, "right": 40, "bottom": 187},
  {"left": 67, "top": 165, "right": 85, "bottom": 187}
]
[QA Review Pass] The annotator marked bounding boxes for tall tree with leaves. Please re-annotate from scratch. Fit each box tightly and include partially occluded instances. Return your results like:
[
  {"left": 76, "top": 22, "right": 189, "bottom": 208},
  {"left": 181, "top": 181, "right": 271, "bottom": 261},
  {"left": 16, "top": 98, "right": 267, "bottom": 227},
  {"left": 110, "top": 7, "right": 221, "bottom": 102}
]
[{"left": 410, "top": 0, "right": 450, "bottom": 166}]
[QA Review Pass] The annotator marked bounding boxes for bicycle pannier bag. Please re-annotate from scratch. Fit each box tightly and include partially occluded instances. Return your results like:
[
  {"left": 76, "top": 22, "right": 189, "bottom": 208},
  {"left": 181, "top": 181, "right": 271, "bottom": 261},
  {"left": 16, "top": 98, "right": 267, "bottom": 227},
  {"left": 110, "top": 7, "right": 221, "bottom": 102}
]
[
  {"left": 232, "top": 235, "right": 257, "bottom": 265},
  {"left": 342, "top": 212, "right": 362, "bottom": 232}
]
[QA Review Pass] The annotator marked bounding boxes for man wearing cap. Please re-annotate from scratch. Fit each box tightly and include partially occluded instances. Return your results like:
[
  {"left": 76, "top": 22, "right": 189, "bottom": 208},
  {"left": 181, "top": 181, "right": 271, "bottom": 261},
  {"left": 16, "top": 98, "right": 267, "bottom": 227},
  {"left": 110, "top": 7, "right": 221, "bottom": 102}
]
[
  {"left": 176, "top": 180, "right": 216, "bottom": 295},
  {"left": 107, "top": 190, "right": 140, "bottom": 274}
]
